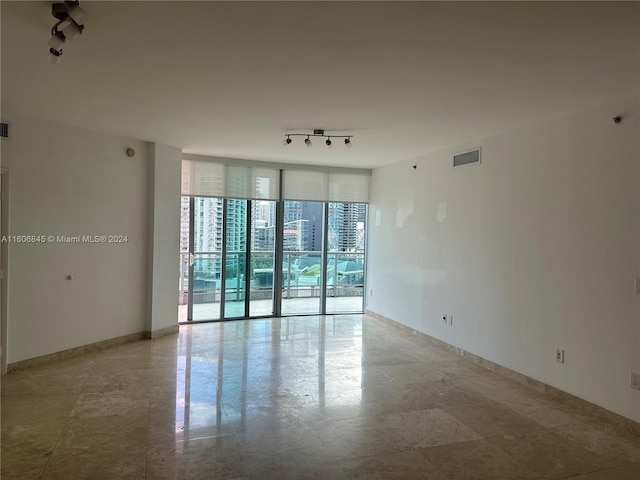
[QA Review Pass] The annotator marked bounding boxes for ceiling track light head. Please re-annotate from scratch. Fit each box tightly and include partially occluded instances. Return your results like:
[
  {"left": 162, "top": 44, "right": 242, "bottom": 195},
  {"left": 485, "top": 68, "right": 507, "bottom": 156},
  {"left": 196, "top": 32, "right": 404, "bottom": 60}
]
[
  {"left": 48, "top": 31, "right": 66, "bottom": 50},
  {"left": 49, "top": 47, "right": 63, "bottom": 64},
  {"left": 62, "top": 22, "right": 84, "bottom": 40},
  {"left": 305, "top": 136, "right": 312, "bottom": 147},
  {"left": 326, "top": 138, "right": 332, "bottom": 147},
  {"left": 67, "top": 3, "right": 87, "bottom": 25}
]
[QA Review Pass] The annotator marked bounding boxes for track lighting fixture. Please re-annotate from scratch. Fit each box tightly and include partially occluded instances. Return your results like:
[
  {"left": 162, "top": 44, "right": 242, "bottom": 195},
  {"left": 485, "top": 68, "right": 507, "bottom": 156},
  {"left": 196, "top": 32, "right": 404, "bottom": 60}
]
[
  {"left": 283, "top": 129, "right": 354, "bottom": 149},
  {"left": 48, "top": 1, "right": 87, "bottom": 64}
]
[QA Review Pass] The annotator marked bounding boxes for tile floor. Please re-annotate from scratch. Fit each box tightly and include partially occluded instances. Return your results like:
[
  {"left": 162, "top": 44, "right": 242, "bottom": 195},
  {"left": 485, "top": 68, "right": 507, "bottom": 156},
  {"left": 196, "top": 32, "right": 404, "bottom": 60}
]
[{"left": 2, "top": 315, "right": 639, "bottom": 479}]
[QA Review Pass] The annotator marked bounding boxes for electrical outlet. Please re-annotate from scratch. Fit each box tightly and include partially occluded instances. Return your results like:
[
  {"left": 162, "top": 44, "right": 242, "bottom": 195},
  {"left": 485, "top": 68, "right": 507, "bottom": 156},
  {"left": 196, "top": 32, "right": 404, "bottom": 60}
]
[
  {"left": 635, "top": 278, "right": 640, "bottom": 295},
  {"left": 555, "top": 349, "right": 565, "bottom": 364},
  {"left": 631, "top": 372, "right": 640, "bottom": 390}
]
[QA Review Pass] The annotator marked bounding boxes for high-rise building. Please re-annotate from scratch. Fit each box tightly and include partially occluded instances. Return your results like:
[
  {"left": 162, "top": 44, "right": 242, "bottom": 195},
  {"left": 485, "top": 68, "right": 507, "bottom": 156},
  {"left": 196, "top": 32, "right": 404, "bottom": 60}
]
[
  {"left": 332, "top": 203, "right": 367, "bottom": 252},
  {"left": 283, "top": 201, "right": 322, "bottom": 251},
  {"left": 283, "top": 219, "right": 307, "bottom": 251},
  {"left": 180, "top": 196, "right": 190, "bottom": 252},
  {"left": 301, "top": 202, "right": 323, "bottom": 251},
  {"left": 225, "top": 199, "right": 246, "bottom": 252},
  {"left": 252, "top": 201, "right": 276, "bottom": 251}
]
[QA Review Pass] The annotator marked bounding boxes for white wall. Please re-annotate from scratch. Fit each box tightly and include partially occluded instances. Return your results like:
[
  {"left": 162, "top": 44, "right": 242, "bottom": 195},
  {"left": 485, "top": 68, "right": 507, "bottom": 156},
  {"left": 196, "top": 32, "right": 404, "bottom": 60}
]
[
  {"left": 367, "top": 100, "right": 640, "bottom": 422},
  {"left": 2, "top": 114, "right": 150, "bottom": 363},
  {"left": 147, "top": 143, "right": 181, "bottom": 335}
]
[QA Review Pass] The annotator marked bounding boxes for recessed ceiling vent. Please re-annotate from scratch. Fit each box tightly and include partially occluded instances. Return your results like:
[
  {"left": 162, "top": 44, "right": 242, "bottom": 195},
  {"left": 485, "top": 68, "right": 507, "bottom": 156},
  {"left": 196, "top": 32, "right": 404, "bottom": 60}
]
[{"left": 453, "top": 148, "right": 481, "bottom": 167}]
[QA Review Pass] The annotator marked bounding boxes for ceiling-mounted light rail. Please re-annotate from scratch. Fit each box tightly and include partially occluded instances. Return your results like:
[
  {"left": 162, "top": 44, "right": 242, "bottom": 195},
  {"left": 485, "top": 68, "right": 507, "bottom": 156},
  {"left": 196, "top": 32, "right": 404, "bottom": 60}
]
[
  {"left": 48, "top": 1, "right": 87, "bottom": 64},
  {"left": 283, "top": 129, "right": 353, "bottom": 148}
]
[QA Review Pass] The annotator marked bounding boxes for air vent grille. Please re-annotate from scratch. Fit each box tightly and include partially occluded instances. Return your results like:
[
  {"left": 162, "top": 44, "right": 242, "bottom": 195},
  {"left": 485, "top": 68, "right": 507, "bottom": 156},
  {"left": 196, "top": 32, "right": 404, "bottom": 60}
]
[
  {"left": 453, "top": 148, "right": 480, "bottom": 167},
  {"left": 0, "top": 123, "right": 7, "bottom": 138}
]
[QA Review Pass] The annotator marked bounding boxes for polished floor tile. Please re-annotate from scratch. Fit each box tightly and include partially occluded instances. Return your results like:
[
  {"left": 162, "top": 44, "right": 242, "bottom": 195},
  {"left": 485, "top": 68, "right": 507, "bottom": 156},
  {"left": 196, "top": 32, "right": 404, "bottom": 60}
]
[
  {"left": 339, "top": 450, "right": 450, "bottom": 480},
  {"left": 563, "top": 462, "right": 640, "bottom": 479},
  {"left": 2, "top": 315, "right": 639, "bottom": 479},
  {"left": 487, "top": 431, "right": 616, "bottom": 478},
  {"left": 417, "top": 439, "right": 541, "bottom": 480},
  {"left": 384, "top": 408, "right": 483, "bottom": 448}
]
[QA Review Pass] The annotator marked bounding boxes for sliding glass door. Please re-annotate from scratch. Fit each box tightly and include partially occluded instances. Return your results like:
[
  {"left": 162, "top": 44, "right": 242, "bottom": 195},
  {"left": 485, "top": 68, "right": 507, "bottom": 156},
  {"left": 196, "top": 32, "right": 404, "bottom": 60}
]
[
  {"left": 179, "top": 196, "right": 366, "bottom": 322},
  {"left": 181, "top": 196, "right": 278, "bottom": 322},
  {"left": 179, "top": 197, "right": 224, "bottom": 322},
  {"left": 221, "top": 198, "right": 278, "bottom": 319},
  {"left": 223, "top": 199, "right": 248, "bottom": 319},
  {"left": 249, "top": 200, "right": 277, "bottom": 317},
  {"left": 326, "top": 203, "right": 366, "bottom": 314},
  {"left": 281, "top": 201, "right": 323, "bottom": 315}
]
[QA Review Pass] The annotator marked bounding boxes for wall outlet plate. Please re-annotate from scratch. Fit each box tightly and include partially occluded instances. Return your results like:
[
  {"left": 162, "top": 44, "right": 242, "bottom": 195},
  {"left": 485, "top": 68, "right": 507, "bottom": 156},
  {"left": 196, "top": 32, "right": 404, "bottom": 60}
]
[
  {"left": 635, "top": 278, "right": 640, "bottom": 295},
  {"left": 631, "top": 372, "right": 640, "bottom": 390},
  {"left": 556, "top": 349, "right": 565, "bottom": 364}
]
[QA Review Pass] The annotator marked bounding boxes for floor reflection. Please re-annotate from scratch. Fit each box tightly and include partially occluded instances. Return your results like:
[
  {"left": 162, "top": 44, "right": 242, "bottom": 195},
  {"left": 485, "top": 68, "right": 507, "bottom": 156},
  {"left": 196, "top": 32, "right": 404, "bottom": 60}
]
[
  {"left": 176, "top": 316, "right": 363, "bottom": 438},
  {"left": 5, "top": 315, "right": 640, "bottom": 479}
]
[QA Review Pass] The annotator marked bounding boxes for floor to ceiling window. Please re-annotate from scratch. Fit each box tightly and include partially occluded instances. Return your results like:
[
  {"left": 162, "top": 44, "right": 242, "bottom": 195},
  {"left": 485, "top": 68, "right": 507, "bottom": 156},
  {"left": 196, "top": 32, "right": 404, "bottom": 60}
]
[
  {"left": 326, "top": 202, "right": 366, "bottom": 314},
  {"left": 179, "top": 159, "right": 370, "bottom": 322},
  {"left": 249, "top": 200, "right": 277, "bottom": 317},
  {"left": 281, "top": 201, "right": 323, "bottom": 316}
]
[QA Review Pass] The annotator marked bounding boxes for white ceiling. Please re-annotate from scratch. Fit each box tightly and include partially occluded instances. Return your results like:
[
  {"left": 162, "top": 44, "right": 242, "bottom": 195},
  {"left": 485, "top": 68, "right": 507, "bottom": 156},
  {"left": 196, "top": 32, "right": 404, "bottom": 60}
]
[{"left": 2, "top": 1, "right": 639, "bottom": 168}]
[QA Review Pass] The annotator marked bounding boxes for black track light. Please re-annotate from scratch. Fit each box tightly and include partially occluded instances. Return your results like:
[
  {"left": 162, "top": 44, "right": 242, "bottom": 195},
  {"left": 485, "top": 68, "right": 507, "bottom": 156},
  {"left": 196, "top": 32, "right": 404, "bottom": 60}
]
[
  {"left": 283, "top": 131, "right": 354, "bottom": 149},
  {"left": 48, "top": 1, "right": 87, "bottom": 63}
]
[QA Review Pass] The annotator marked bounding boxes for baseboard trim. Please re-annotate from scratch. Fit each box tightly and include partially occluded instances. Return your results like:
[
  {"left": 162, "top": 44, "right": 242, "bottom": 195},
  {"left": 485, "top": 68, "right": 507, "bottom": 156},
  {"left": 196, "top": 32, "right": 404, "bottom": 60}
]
[
  {"left": 365, "top": 309, "right": 640, "bottom": 437},
  {"left": 146, "top": 324, "right": 179, "bottom": 339},
  {"left": 7, "top": 331, "right": 148, "bottom": 373}
]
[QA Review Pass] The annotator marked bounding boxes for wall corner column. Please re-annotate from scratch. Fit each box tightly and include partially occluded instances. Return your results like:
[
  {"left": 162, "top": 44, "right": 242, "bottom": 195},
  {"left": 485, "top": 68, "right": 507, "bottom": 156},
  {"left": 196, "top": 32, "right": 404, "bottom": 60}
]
[{"left": 147, "top": 143, "right": 182, "bottom": 338}]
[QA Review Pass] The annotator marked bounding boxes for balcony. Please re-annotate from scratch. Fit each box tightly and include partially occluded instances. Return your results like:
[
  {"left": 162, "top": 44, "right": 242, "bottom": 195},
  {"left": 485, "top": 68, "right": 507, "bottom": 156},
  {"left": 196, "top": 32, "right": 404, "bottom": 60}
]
[{"left": 178, "top": 251, "right": 364, "bottom": 321}]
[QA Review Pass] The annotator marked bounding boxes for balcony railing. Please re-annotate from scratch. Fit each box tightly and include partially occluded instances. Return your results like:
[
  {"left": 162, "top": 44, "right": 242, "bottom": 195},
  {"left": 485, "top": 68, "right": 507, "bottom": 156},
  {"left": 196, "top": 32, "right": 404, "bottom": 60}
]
[{"left": 179, "top": 250, "right": 364, "bottom": 306}]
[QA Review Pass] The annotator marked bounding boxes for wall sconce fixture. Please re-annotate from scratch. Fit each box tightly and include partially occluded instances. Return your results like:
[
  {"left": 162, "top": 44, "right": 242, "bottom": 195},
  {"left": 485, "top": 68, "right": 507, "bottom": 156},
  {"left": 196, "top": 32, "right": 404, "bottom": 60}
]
[
  {"left": 283, "top": 130, "right": 353, "bottom": 148},
  {"left": 48, "top": 1, "right": 87, "bottom": 64}
]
